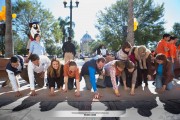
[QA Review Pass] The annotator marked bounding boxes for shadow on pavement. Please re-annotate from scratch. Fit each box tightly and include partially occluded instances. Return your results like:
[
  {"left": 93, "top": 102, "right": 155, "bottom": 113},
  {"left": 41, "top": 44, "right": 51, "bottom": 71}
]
[{"left": 12, "top": 88, "right": 67, "bottom": 112}]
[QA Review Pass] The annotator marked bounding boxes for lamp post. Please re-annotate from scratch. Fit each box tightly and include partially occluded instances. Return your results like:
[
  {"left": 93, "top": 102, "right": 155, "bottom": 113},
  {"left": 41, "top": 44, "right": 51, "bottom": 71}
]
[{"left": 63, "top": 0, "right": 79, "bottom": 38}]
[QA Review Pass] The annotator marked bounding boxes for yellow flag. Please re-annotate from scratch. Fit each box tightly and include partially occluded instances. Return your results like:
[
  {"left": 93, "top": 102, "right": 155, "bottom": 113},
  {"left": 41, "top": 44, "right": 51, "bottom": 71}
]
[{"left": 134, "top": 18, "right": 138, "bottom": 31}]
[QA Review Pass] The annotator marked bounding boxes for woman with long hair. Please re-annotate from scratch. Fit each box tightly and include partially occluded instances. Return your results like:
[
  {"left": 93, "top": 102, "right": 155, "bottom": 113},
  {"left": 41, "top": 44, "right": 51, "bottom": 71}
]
[{"left": 47, "top": 58, "right": 64, "bottom": 96}]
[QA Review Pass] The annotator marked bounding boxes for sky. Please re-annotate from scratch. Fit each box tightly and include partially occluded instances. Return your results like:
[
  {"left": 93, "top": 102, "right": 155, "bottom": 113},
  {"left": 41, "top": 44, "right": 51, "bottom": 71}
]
[{"left": 1, "top": 0, "right": 180, "bottom": 43}]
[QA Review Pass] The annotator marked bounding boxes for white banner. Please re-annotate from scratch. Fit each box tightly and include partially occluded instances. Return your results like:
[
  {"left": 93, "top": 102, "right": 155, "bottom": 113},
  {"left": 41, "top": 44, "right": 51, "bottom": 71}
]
[{"left": 50, "top": 110, "right": 125, "bottom": 117}]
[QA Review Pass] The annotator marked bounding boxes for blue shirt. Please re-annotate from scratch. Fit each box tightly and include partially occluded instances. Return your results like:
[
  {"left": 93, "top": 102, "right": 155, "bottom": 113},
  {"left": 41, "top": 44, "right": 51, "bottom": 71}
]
[
  {"left": 29, "top": 41, "right": 46, "bottom": 55},
  {"left": 81, "top": 59, "right": 103, "bottom": 92},
  {"left": 157, "top": 64, "right": 163, "bottom": 76}
]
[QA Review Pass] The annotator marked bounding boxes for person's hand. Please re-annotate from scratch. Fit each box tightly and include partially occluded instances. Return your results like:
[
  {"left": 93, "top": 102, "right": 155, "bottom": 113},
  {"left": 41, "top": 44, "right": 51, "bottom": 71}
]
[
  {"left": 15, "top": 91, "right": 23, "bottom": 97},
  {"left": 93, "top": 92, "right": 102, "bottom": 99},
  {"left": 147, "top": 75, "right": 152, "bottom": 81},
  {"left": 172, "top": 58, "right": 174, "bottom": 63},
  {"left": 30, "top": 90, "right": 37, "bottom": 96},
  {"left": 158, "top": 88, "right": 165, "bottom": 94},
  {"left": 124, "top": 86, "right": 130, "bottom": 91},
  {"left": 63, "top": 88, "right": 68, "bottom": 93},
  {"left": 49, "top": 91, "right": 56, "bottom": 96},
  {"left": 114, "top": 89, "right": 120, "bottom": 97},
  {"left": 129, "top": 90, "right": 135, "bottom": 96},
  {"left": 75, "top": 91, "right": 80, "bottom": 97},
  {"left": 59, "top": 87, "right": 63, "bottom": 92}
]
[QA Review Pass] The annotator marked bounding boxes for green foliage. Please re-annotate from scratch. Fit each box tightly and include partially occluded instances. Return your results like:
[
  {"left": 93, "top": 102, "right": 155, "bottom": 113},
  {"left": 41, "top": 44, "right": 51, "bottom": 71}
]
[
  {"left": 96, "top": 0, "right": 165, "bottom": 51},
  {"left": 12, "top": 0, "right": 63, "bottom": 40},
  {"left": 172, "top": 22, "right": 180, "bottom": 45},
  {"left": 12, "top": 0, "right": 63, "bottom": 55},
  {"left": 172, "top": 23, "right": 180, "bottom": 37},
  {"left": 45, "top": 39, "right": 62, "bottom": 56},
  {"left": 58, "top": 17, "right": 75, "bottom": 43},
  {"left": 51, "top": 21, "right": 63, "bottom": 43},
  {"left": 13, "top": 32, "right": 27, "bottom": 55}
]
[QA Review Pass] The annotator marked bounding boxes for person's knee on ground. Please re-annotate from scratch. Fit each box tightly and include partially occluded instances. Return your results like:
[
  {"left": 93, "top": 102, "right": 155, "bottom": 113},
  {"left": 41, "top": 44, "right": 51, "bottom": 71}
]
[
  {"left": 166, "top": 82, "right": 173, "bottom": 90},
  {"left": 83, "top": 76, "right": 92, "bottom": 90},
  {"left": 35, "top": 77, "right": 44, "bottom": 88},
  {"left": 104, "top": 79, "right": 113, "bottom": 87},
  {"left": 86, "top": 83, "right": 92, "bottom": 90}
]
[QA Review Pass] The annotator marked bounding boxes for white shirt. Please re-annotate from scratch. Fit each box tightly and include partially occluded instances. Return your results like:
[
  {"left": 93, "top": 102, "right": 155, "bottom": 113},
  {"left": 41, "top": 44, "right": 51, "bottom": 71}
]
[
  {"left": 6, "top": 63, "right": 22, "bottom": 92},
  {"left": 116, "top": 49, "right": 128, "bottom": 61},
  {"left": 100, "top": 48, "right": 107, "bottom": 56},
  {"left": 28, "top": 55, "right": 50, "bottom": 90}
]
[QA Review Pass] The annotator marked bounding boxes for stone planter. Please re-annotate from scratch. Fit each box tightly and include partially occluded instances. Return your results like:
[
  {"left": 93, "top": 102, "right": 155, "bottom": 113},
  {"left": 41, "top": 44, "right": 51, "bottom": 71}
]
[{"left": 0, "top": 58, "right": 10, "bottom": 81}]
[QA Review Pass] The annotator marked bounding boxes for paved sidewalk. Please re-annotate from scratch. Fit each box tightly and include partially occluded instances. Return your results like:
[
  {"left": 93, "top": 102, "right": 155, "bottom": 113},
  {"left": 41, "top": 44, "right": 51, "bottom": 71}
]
[{"left": 0, "top": 59, "right": 180, "bottom": 120}]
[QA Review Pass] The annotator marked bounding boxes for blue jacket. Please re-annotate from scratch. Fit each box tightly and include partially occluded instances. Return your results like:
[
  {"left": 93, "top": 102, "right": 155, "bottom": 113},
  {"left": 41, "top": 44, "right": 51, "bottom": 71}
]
[{"left": 81, "top": 59, "right": 103, "bottom": 92}]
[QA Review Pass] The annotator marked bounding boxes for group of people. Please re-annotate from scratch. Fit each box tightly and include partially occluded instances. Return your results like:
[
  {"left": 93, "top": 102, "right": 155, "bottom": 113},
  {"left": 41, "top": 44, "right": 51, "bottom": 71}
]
[{"left": 4, "top": 34, "right": 178, "bottom": 99}]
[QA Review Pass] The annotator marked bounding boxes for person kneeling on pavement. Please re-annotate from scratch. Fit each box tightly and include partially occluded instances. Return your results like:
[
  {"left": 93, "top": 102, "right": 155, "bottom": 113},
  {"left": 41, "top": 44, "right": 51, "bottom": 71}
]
[
  {"left": 6, "top": 55, "right": 29, "bottom": 97},
  {"left": 103, "top": 60, "right": 125, "bottom": 97},
  {"left": 47, "top": 58, "right": 64, "bottom": 96},
  {"left": 121, "top": 60, "right": 138, "bottom": 95},
  {"left": 63, "top": 60, "right": 80, "bottom": 97},
  {"left": 81, "top": 56, "right": 106, "bottom": 99},
  {"left": 28, "top": 54, "right": 51, "bottom": 96},
  {"left": 148, "top": 53, "right": 173, "bottom": 94}
]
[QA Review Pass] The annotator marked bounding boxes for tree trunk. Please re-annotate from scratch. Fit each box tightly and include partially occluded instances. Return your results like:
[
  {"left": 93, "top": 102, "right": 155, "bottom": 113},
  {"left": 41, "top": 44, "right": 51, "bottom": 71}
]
[
  {"left": 5, "top": 0, "right": 13, "bottom": 57},
  {"left": 126, "top": 0, "right": 134, "bottom": 46}
]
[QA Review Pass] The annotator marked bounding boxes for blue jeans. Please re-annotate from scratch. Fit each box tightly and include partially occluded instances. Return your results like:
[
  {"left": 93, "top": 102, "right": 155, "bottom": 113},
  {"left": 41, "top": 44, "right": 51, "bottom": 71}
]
[
  {"left": 155, "top": 75, "right": 173, "bottom": 90},
  {"left": 168, "top": 58, "right": 175, "bottom": 76}
]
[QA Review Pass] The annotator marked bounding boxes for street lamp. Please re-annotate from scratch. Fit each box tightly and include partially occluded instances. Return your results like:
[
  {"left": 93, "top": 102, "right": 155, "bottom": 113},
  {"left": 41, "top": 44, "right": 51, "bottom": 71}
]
[{"left": 63, "top": 0, "right": 79, "bottom": 38}]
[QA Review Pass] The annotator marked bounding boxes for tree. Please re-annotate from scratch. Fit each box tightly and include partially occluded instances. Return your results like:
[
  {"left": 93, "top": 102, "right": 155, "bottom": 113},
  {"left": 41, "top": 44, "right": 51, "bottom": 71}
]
[
  {"left": 5, "top": 0, "right": 13, "bottom": 57},
  {"left": 96, "top": 0, "right": 165, "bottom": 51},
  {"left": 89, "top": 40, "right": 105, "bottom": 54},
  {"left": 126, "top": 0, "right": 134, "bottom": 46},
  {"left": 172, "top": 23, "right": 180, "bottom": 37},
  {"left": 58, "top": 16, "right": 75, "bottom": 43},
  {"left": 171, "top": 22, "right": 180, "bottom": 45},
  {"left": 51, "top": 21, "right": 63, "bottom": 43},
  {"left": 13, "top": 0, "right": 61, "bottom": 42},
  {"left": 13, "top": 32, "right": 27, "bottom": 55},
  {"left": 12, "top": 0, "right": 63, "bottom": 55}
]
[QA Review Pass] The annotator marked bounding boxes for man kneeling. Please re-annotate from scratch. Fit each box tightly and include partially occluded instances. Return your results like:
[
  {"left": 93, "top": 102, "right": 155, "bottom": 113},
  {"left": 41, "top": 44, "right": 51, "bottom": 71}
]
[
  {"left": 6, "top": 55, "right": 28, "bottom": 97},
  {"left": 28, "top": 54, "right": 50, "bottom": 96}
]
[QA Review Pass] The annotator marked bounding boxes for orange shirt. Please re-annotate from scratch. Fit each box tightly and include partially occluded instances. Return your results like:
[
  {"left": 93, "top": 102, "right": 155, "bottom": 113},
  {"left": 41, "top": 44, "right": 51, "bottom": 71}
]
[
  {"left": 64, "top": 62, "right": 80, "bottom": 80},
  {"left": 115, "top": 67, "right": 122, "bottom": 76},
  {"left": 156, "top": 39, "right": 169, "bottom": 57},
  {"left": 167, "top": 43, "right": 171, "bottom": 58},
  {"left": 167, "top": 43, "right": 177, "bottom": 59}
]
